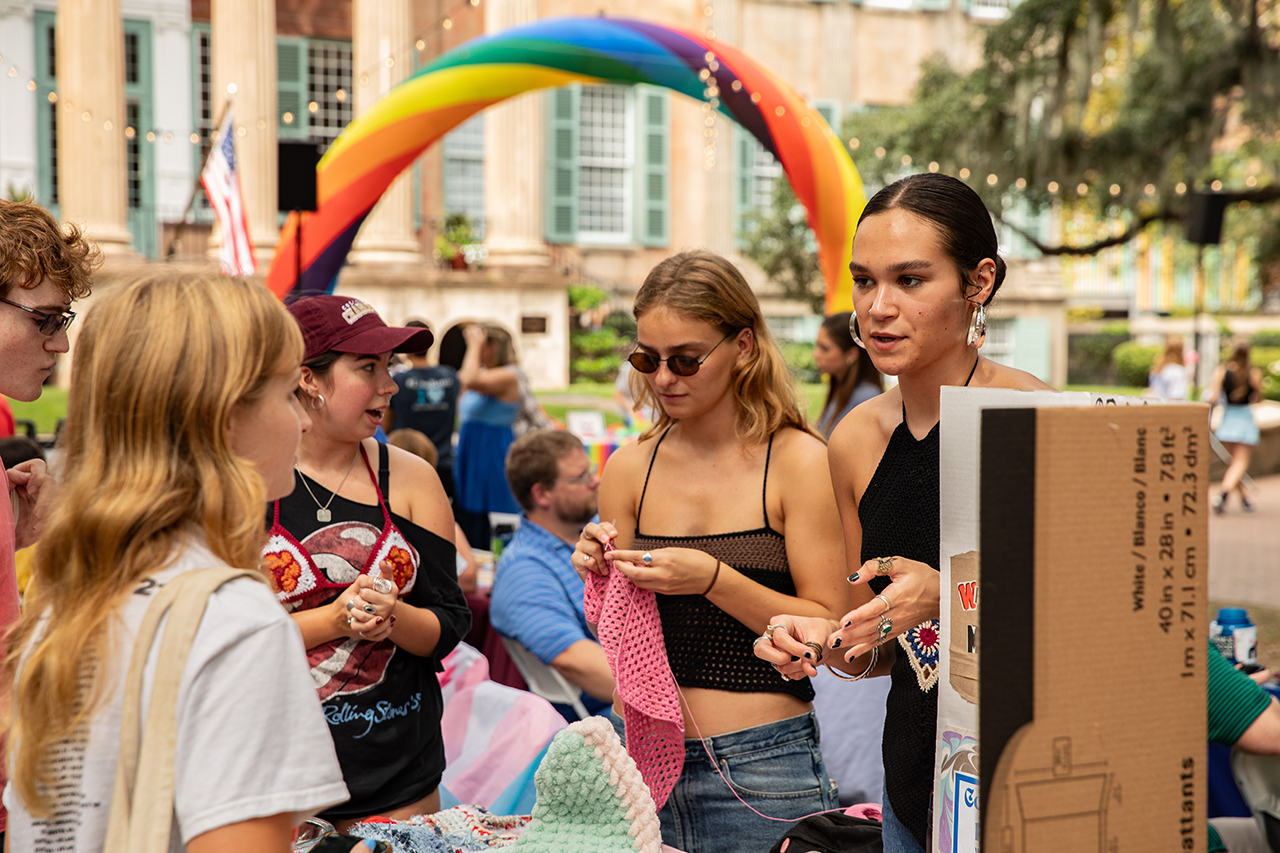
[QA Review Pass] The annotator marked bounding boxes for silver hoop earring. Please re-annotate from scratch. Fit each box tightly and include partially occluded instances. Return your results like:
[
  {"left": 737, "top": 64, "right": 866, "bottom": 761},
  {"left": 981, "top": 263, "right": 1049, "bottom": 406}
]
[
  {"left": 309, "top": 393, "right": 326, "bottom": 411},
  {"left": 850, "top": 316, "right": 867, "bottom": 350},
  {"left": 966, "top": 304, "right": 987, "bottom": 349}
]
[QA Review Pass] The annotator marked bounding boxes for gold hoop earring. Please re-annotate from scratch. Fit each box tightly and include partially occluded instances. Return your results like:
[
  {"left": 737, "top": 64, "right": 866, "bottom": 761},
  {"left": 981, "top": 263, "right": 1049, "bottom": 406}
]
[{"left": 309, "top": 393, "right": 326, "bottom": 411}]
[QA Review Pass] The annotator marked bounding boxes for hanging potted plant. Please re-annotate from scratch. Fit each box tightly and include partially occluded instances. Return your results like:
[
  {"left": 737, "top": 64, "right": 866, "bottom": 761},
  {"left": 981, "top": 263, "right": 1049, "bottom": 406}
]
[{"left": 435, "top": 212, "right": 479, "bottom": 270}]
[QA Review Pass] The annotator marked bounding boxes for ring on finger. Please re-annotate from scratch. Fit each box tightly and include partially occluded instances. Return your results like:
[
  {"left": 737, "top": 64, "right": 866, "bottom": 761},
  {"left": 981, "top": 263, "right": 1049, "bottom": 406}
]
[
  {"left": 346, "top": 615, "right": 354, "bottom": 628},
  {"left": 642, "top": 552, "right": 653, "bottom": 564},
  {"left": 878, "top": 614, "right": 893, "bottom": 640},
  {"left": 804, "top": 641, "right": 824, "bottom": 663},
  {"left": 345, "top": 599, "right": 356, "bottom": 612},
  {"left": 372, "top": 577, "right": 394, "bottom": 595},
  {"left": 876, "top": 556, "right": 894, "bottom": 576},
  {"left": 876, "top": 593, "right": 892, "bottom": 615},
  {"left": 765, "top": 623, "right": 788, "bottom": 642},
  {"left": 752, "top": 635, "right": 769, "bottom": 648}
]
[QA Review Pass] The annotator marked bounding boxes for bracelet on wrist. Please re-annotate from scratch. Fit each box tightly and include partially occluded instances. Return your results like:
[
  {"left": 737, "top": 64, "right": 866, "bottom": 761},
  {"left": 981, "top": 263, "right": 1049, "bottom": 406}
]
[{"left": 826, "top": 646, "right": 878, "bottom": 681}]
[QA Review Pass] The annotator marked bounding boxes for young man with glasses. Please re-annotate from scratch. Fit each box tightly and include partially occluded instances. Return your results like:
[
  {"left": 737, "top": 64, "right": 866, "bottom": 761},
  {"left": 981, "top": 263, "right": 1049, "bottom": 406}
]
[
  {"left": 0, "top": 200, "right": 100, "bottom": 843},
  {"left": 490, "top": 429, "right": 614, "bottom": 720}
]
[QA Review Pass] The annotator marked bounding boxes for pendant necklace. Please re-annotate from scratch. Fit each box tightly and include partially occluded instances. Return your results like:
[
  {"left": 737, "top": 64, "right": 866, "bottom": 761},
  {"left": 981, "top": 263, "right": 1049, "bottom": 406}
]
[{"left": 297, "top": 450, "right": 359, "bottom": 523}]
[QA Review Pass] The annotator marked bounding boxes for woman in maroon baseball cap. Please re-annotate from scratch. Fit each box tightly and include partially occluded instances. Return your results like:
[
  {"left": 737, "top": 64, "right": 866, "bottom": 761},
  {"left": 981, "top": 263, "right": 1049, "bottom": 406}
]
[{"left": 261, "top": 295, "right": 471, "bottom": 828}]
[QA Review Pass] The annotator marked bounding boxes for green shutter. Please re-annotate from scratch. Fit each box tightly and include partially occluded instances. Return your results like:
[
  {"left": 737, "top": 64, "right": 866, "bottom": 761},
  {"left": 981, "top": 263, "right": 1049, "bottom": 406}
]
[
  {"left": 277, "top": 36, "right": 308, "bottom": 139},
  {"left": 812, "top": 99, "right": 841, "bottom": 133},
  {"left": 734, "top": 128, "right": 759, "bottom": 248},
  {"left": 124, "top": 19, "right": 156, "bottom": 257},
  {"left": 1010, "top": 317, "right": 1051, "bottom": 382},
  {"left": 34, "top": 9, "right": 58, "bottom": 213},
  {"left": 544, "top": 84, "right": 579, "bottom": 243},
  {"left": 636, "top": 86, "right": 668, "bottom": 247}
]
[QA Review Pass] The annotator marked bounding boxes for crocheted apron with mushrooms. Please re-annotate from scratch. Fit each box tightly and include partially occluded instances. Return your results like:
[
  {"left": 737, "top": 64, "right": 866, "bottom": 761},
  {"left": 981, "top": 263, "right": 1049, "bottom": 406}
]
[{"left": 261, "top": 444, "right": 418, "bottom": 701}]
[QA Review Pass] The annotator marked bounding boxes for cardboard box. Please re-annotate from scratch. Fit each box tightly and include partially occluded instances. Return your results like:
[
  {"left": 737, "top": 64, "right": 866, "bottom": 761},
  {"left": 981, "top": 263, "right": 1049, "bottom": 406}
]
[{"left": 934, "top": 391, "right": 1209, "bottom": 853}]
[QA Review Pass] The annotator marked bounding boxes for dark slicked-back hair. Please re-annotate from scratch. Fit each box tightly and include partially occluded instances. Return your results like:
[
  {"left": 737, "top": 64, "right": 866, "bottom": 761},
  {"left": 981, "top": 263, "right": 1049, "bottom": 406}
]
[{"left": 857, "top": 173, "right": 1005, "bottom": 305}]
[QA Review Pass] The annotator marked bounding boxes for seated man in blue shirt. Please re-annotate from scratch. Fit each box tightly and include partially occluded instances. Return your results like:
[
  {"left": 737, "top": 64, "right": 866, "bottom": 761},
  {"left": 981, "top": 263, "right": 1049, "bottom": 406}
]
[{"left": 490, "top": 429, "right": 615, "bottom": 718}]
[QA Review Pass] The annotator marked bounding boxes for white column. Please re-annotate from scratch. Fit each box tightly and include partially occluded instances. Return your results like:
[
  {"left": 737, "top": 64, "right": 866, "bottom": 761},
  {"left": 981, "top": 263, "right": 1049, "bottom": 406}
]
[
  {"left": 704, "top": 0, "right": 740, "bottom": 258},
  {"left": 349, "top": 0, "right": 423, "bottom": 265},
  {"left": 482, "top": 0, "right": 548, "bottom": 266},
  {"left": 56, "top": 0, "right": 134, "bottom": 253},
  {"left": 211, "top": 0, "right": 278, "bottom": 264}
]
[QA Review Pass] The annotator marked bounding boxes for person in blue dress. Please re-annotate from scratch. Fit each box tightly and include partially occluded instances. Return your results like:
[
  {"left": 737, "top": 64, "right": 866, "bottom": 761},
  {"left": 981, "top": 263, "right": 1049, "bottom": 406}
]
[{"left": 453, "top": 324, "right": 549, "bottom": 548}]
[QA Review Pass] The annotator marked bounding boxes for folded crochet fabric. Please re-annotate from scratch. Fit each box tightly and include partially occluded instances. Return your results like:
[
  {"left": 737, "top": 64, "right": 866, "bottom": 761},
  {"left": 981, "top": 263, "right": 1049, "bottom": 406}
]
[
  {"left": 582, "top": 545, "right": 683, "bottom": 809},
  {"left": 510, "top": 716, "right": 664, "bottom": 853}
]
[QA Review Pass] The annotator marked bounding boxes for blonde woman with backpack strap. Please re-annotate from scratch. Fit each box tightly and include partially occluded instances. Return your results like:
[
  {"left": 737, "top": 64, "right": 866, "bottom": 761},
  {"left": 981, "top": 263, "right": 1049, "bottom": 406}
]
[{"left": 4, "top": 272, "right": 349, "bottom": 852}]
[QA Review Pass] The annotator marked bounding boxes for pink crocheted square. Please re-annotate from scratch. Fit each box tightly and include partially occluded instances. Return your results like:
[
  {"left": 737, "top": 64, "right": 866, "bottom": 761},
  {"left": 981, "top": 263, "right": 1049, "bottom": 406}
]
[{"left": 583, "top": 544, "right": 684, "bottom": 809}]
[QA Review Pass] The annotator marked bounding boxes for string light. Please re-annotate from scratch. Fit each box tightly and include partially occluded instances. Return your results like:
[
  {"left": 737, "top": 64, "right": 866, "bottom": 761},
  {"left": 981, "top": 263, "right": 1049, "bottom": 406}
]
[
  {"left": 1144, "top": 184, "right": 1155, "bottom": 195},
  {"left": 901, "top": 154, "right": 912, "bottom": 166},
  {"left": 875, "top": 146, "right": 885, "bottom": 158},
  {"left": 928, "top": 161, "right": 939, "bottom": 173},
  {"left": 1015, "top": 177, "right": 1026, "bottom": 189},
  {"left": 1109, "top": 184, "right": 1120, "bottom": 196},
  {"left": 1211, "top": 180, "right": 1223, "bottom": 191},
  {"left": 1048, "top": 181, "right": 1059, "bottom": 192},
  {"left": 1077, "top": 183, "right": 1088, "bottom": 195},
  {"left": 1175, "top": 182, "right": 1187, "bottom": 194},
  {"left": 1247, "top": 176, "right": 1258, "bottom": 188},
  {"left": 986, "top": 173, "right": 998, "bottom": 186},
  {"left": 959, "top": 167, "right": 970, "bottom": 179},
  {"left": 848, "top": 138, "right": 860, "bottom": 150}
]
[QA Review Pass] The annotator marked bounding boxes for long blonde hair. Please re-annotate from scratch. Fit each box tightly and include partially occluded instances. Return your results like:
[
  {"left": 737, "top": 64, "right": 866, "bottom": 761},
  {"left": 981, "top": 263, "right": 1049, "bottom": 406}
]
[
  {"left": 631, "top": 251, "right": 819, "bottom": 444},
  {"left": 5, "top": 272, "right": 303, "bottom": 815},
  {"left": 1153, "top": 335, "right": 1185, "bottom": 373}
]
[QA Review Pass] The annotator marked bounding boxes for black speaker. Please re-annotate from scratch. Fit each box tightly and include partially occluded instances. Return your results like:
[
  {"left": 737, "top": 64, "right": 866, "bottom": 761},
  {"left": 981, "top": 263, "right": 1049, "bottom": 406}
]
[
  {"left": 278, "top": 141, "right": 322, "bottom": 211},
  {"left": 1185, "top": 191, "right": 1227, "bottom": 245}
]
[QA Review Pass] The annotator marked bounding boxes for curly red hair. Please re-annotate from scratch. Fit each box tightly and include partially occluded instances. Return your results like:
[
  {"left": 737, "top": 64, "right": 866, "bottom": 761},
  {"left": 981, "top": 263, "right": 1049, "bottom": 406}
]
[{"left": 0, "top": 200, "right": 101, "bottom": 300}]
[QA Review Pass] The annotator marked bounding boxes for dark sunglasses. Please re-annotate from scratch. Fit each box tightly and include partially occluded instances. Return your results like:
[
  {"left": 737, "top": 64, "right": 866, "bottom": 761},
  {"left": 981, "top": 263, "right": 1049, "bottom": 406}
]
[
  {"left": 0, "top": 296, "right": 76, "bottom": 336},
  {"left": 627, "top": 331, "right": 736, "bottom": 377}
]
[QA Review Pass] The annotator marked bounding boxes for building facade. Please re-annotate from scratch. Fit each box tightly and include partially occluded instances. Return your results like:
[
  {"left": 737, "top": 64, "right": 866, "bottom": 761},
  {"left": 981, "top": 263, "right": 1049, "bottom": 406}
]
[{"left": 1, "top": 0, "right": 1061, "bottom": 388}]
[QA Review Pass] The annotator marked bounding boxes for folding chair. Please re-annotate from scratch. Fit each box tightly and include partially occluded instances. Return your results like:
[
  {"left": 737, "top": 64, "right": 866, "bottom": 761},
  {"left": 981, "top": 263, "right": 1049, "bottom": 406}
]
[{"left": 500, "top": 636, "right": 591, "bottom": 720}]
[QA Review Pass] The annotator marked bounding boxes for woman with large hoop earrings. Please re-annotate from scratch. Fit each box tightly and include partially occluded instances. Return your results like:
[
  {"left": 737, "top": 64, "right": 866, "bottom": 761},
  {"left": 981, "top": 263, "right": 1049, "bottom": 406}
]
[{"left": 755, "top": 174, "right": 1054, "bottom": 852}]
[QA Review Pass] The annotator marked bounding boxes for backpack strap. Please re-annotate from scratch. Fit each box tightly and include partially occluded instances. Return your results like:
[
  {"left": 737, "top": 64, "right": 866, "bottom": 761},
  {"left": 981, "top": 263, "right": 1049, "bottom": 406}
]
[{"left": 104, "top": 567, "right": 263, "bottom": 853}]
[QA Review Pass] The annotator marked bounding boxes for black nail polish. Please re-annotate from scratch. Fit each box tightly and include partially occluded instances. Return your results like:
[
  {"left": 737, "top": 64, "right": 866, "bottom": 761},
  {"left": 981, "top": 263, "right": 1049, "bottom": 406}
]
[
  {"left": 803, "top": 651, "right": 812, "bottom": 659},
  {"left": 847, "top": 572, "right": 859, "bottom": 583},
  {"left": 831, "top": 637, "right": 842, "bottom": 648},
  {"left": 843, "top": 620, "right": 853, "bottom": 628},
  {"left": 790, "top": 655, "right": 800, "bottom": 662}
]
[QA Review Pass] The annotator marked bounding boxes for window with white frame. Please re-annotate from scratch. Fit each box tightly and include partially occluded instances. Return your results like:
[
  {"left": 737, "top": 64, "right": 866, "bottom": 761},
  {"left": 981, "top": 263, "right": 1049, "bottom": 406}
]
[
  {"left": 983, "top": 317, "right": 1015, "bottom": 367},
  {"left": 735, "top": 133, "right": 784, "bottom": 242},
  {"left": 578, "top": 85, "right": 632, "bottom": 241},
  {"left": 444, "top": 114, "right": 486, "bottom": 238},
  {"left": 307, "top": 40, "right": 353, "bottom": 144}
]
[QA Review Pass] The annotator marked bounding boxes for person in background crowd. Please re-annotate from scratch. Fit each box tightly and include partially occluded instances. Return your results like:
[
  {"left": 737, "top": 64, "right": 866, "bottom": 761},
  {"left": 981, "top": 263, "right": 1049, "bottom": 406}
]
[
  {"left": 1207, "top": 642, "right": 1280, "bottom": 852},
  {"left": 386, "top": 320, "right": 461, "bottom": 505},
  {"left": 2, "top": 436, "right": 46, "bottom": 598},
  {"left": 814, "top": 311, "right": 883, "bottom": 438},
  {"left": 5, "top": 272, "right": 348, "bottom": 851},
  {"left": 0, "top": 199, "right": 100, "bottom": 847},
  {"left": 1149, "top": 335, "right": 1191, "bottom": 401},
  {"left": 1209, "top": 339, "right": 1263, "bottom": 514},
  {"left": 263, "top": 295, "right": 471, "bottom": 830},
  {"left": 454, "top": 324, "right": 549, "bottom": 549},
  {"left": 756, "top": 174, "right": 1053, "bottom": 853},
  {"left": 574, "top": 251, "right": 846, "bottom": 853},
  {"left": 386, "top": 427, "right": 479, "bottom": 594},
  {"left": 491, "top": 429, "right": 614, "bottom": 721}
]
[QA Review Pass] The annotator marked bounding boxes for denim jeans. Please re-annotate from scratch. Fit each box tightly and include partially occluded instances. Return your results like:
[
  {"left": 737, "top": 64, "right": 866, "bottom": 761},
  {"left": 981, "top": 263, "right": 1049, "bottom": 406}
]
[
  {"left": 611, "top": 710, "right": 838, "bottom": 853},
  {"left": 881, "top": 781, "right": 927, "bottom": 853}
]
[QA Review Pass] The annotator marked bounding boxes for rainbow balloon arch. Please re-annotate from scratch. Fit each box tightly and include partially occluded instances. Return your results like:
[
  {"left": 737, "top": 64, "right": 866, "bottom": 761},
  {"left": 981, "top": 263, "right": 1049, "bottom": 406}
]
[{"left": 266, "top": 16, "right": 867, "bottom": 314}]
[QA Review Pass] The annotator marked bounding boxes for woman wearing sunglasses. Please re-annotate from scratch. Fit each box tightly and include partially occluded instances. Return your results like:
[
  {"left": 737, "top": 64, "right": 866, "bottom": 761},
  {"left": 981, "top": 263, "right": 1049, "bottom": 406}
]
[{"left": 573, "top": 250, "right": 847, "bottom": 853}]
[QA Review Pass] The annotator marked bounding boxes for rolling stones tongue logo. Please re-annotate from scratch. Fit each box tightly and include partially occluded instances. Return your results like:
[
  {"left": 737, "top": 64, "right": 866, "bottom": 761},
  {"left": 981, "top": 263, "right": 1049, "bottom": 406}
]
[{"left": 290, "top": 520, "right": 419, "bottom": 701}]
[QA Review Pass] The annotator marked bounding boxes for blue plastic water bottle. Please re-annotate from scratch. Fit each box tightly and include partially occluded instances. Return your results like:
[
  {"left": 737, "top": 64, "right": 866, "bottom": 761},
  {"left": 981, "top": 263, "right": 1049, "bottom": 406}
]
[{"left": 1211, "top": 608, "right": 1258, "bottom": 665}]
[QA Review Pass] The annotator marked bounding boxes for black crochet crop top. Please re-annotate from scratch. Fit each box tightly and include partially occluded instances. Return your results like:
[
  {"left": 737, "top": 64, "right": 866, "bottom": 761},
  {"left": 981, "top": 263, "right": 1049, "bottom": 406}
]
[{"left": 632, "top": 427, "right": 814, "bottom": 703}]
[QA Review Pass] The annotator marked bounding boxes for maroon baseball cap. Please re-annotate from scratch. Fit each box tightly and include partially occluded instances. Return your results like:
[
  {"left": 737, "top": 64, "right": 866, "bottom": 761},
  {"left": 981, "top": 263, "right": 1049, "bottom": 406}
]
[{"left": 289, "top": 295, "right": 434, "bottom": 361}]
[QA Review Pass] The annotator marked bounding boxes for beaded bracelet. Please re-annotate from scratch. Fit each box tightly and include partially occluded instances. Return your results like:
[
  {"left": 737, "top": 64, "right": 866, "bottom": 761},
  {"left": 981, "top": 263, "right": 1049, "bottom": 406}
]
[{"left": 825, "top": 646, "right": 878, "bottom": 681}]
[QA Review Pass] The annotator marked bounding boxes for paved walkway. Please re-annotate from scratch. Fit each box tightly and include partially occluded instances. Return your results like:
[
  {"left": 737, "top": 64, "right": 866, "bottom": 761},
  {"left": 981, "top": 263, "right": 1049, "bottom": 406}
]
[{"left": 1208, "top": 473, "right": 1280, "bottom": 609}]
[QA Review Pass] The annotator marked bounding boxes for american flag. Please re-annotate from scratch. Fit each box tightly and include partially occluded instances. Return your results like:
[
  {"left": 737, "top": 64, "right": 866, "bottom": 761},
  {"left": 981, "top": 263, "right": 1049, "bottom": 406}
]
[{"left": 201, "top": 109, "right": 256, "bottom": 276}]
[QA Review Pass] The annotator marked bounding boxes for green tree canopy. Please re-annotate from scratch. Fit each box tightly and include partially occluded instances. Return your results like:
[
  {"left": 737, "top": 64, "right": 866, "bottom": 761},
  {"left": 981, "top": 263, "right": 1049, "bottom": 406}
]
[{"left": 847, "top": 0, "right": 1280, "bottom": 256}]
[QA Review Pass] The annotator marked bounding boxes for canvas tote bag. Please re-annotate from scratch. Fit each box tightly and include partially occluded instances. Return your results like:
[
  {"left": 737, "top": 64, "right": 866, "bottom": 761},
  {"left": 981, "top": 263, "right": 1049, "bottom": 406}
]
[{"left": 103, "top": 567, "right": 261, "bottom": 853}]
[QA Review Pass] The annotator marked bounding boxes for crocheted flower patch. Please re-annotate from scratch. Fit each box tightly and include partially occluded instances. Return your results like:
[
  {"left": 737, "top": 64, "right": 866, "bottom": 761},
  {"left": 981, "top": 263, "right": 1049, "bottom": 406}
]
[{"left": 898, "top": 619, "right": 940, "bottom": 692}]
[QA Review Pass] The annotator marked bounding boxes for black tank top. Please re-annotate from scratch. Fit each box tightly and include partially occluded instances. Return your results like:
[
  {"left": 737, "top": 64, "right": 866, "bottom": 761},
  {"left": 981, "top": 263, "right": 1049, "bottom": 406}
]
[
  {"left": 632, "top": 427, "right": 814, "bottom": 702},
  {"left": 863, "top": 418, "right": 942, "bottom": 849}
]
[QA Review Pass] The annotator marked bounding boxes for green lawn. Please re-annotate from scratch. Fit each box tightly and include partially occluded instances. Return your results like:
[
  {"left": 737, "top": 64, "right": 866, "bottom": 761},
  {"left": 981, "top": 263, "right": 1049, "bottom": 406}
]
[{"left": 6, "top": 387, "right": 68, "bottom": 436}]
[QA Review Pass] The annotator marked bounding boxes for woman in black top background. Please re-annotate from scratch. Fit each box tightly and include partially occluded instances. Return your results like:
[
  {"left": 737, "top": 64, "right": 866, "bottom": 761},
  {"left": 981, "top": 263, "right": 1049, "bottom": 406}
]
[
  {"left": 757, "top": 174, "right": 1052, "bottom": 852},
  {"left": 573, "top": 251, "right": 847, "bottom": 853}
]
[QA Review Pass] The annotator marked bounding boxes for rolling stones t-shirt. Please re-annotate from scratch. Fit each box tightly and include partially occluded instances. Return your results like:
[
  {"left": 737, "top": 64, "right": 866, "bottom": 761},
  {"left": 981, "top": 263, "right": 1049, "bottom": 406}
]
[{"left": 264, "top": 443, "right": 471, "bottom": 819}]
